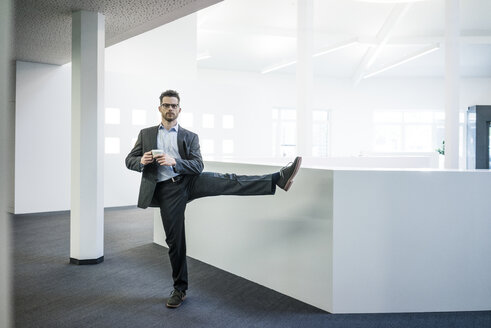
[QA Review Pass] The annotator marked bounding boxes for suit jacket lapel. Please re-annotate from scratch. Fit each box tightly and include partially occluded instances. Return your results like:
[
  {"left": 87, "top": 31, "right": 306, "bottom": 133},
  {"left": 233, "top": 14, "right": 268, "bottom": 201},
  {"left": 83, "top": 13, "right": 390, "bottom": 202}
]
[
  {"left": 177, "top": 128, "right": 186, "bottom": 159},
  {"left": 149, "top": 125, "right": 159, "bottom": 150}
]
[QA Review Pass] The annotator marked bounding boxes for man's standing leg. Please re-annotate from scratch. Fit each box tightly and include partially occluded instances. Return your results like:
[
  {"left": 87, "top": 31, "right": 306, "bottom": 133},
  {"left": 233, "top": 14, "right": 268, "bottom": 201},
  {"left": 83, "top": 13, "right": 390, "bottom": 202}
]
[{"left": 155, "top": 179, "right": 189, "bottom": 308}]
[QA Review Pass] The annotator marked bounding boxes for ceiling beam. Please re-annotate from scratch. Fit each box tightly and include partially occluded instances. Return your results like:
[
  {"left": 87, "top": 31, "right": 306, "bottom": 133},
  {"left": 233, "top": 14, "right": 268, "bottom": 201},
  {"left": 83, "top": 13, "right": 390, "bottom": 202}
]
[{"left": 353, "top": 3, "right": 413, "bottom": 86}]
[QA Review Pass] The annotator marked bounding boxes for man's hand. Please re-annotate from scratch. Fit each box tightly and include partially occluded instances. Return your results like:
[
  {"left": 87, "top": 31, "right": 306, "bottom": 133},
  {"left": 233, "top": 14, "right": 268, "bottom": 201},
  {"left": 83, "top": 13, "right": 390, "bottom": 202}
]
[
  {"left": 154, "top": 153, "right": 177, "bottom": 166},
  {"left": 140, "top": 151, "right": 153, "bottom": 165}
]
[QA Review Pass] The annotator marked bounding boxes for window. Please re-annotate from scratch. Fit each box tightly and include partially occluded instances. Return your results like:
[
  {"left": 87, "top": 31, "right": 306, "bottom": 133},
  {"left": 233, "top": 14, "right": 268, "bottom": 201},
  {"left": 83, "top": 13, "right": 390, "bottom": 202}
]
[
  {"left": 373, "top": 111, "right": 465, "bottom": 153},
  {"left": 105, "top": 107, "right": 120, "bottom": 125},
  {"left": 272, "top": 108, "right": 330, "bottom": 158},
  {"left": 312, "top": 110, "right": 330, "bottom": 157},
  {"left": 272, "top": 108, "right": 297, "bottom": 158}
]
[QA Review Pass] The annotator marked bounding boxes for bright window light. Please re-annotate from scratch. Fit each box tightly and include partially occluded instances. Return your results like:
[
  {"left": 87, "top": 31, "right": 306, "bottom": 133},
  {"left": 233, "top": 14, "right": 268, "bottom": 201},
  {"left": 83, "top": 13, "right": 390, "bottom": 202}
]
[
  {"left": 373, "top": 112, "right": 403, "bottom": 123},
  {"left": 201, "top": 139, "right": 215, "bottom": 154},
  {"left": 179, "top": 112, "right": 194, "bottom": 128},
  {"left": 374, "top": 125, "right": 402, "bottom": 152},
  {"left": 131, "top": 137, "right": 137, "bottom": 148},
  {"left": 405, "top": 125, "right": 433, "bottom": 151},
  {"left": 404, "top": 112, "right": 433, "bottom": 124},
  {"left": 280, "top": 110, "right": 296, "bottom": 120},
  {"left": 373, "top": 110, "right": 466, "bottom": 154},
  {"left": 313, "top": 110, "right": 328, "bottom": 121},
  {"left": 105, "top": 137, "right": 120, "bottom": 154},
  {"left": 132, "top": 109, "right": 147, "bottom": 125},
  {"left": 223, "top": 140, "right": 234, "bottom": 154},
  {"left": 272, "top": 108, "right": 279, "bottom": 120},
  {"left": 222, "top": 115, "right": 234, "bottom": 129},
  {"left": 202, "top": 114, "right": 215, "bottom": 128},
  {"left": 272, "top": 108, "right": 297, "bottom": 158},
  {"left": 105, "top": 107, "right": 120, "bottom": 125}
]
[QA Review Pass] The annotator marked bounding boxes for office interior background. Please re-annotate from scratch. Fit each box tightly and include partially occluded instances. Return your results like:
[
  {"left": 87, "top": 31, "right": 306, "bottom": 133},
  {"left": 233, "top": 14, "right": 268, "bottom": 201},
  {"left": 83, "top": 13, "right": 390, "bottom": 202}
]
[
  {"left": 2, "top": 0, "right": 491, "bottom": 327},
  {"left": 13, "top": 0, "right": 491, "bottom": 213}
]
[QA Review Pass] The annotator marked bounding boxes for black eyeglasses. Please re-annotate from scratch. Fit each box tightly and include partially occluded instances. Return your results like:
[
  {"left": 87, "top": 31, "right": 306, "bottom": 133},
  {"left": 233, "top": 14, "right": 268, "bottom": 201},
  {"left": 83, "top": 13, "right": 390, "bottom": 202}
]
[{"left": 161, "top": 103, "right": 179, "bottom": 109}]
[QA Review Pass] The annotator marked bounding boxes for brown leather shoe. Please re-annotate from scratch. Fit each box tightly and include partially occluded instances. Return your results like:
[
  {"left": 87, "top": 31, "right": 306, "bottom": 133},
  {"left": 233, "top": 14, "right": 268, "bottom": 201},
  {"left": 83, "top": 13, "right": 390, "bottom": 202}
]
[
  {"left": 277, "top": 156, "right": 302, "bottom": 191},
  {"left": 166, "top": 289, "right": 186, "bottom": 308}
]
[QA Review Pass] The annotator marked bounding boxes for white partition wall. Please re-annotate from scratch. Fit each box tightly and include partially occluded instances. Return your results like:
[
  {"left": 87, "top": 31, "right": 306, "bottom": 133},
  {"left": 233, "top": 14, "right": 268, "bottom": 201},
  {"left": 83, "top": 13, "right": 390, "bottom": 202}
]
[
  {"left": 154, "top": 162, "right": 334, "bottom": 310},
  {"left": 154, "top": 162, "right": 491, "bottom": 313},
  {"left": 331, "top": 169, "right": 491, "bottom": 313}
]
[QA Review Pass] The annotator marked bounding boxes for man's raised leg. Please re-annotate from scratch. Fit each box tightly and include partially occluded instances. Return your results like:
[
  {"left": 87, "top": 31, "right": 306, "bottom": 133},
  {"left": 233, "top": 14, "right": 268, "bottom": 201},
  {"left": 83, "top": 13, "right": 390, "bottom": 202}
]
[{"left": 188, "top": 156, "right": 302, "bottom": 200}]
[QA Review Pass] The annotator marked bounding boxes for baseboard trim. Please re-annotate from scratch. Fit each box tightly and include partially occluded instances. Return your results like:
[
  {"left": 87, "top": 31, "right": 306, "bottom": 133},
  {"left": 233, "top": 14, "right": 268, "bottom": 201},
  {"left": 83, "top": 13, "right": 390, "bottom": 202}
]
[
  {"left": 69, "top": 256, "right": 104, "bottom": 265},
  {"left": 14, "top": 205, "right": 138, "bottom": 216}
]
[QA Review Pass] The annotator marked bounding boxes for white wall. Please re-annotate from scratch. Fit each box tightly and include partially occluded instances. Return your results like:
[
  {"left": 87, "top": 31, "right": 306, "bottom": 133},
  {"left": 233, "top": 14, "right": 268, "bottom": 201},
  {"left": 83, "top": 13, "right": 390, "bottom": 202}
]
[
  {"left": 14, "top": 14, "right": 491, "bottom": 213},
  {"left": 14, "top": 59, "right": 491, "bottom": 213},
  {"left": 104, "top": 13, "right": 198, "bottom": 208},
  {"left": 154, "top": 162, "right": 335, "bottom": 312},
  {"left": 15, "top": 61, "right": 71, "bottom": 214},
  {"left": 332, "top": 169, "right": 491, "bottom": 313},
  {"left": 14, "top": 14, "right": 199, "bottom": 213}
]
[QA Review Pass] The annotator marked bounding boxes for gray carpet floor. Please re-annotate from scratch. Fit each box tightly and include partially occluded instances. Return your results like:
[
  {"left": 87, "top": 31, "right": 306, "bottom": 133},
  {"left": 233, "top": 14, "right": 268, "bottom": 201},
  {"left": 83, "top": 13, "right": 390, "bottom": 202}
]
[{"left": 13, "top": 207, "right": 491, "bottom": 328}]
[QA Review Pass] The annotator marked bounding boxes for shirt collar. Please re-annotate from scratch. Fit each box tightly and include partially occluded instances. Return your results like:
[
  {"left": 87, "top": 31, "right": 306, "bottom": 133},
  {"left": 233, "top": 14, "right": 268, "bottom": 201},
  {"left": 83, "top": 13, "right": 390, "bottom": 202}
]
[{"left": 159, "top": 123, "right": 179, "bottom": 132}]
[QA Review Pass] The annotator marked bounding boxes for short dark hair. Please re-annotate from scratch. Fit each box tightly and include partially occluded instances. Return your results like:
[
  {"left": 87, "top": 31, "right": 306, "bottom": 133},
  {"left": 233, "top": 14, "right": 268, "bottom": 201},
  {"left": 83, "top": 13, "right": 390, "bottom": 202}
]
[{"left": 159, "top": 90, "right": 180, "bottom": 105}]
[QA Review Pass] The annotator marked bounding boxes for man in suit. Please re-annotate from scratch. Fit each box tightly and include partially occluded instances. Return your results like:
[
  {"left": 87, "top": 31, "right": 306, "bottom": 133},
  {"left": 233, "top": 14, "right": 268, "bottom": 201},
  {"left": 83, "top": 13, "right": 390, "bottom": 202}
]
[{"left": 126, "top": 90, "right": 302, "bottom": 308}]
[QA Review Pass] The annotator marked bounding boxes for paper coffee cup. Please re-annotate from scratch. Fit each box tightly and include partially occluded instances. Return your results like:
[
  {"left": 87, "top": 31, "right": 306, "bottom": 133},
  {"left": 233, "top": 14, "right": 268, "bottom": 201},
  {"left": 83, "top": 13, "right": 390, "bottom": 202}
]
[{"left": 151, "top": 149, "right": 163, "bottom": 156}]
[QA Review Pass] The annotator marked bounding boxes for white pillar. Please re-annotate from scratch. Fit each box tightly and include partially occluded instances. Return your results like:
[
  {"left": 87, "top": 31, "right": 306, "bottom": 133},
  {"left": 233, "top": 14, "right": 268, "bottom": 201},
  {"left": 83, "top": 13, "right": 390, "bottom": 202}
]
[
  {"left": 444, "top": 0, "right": 460, "bottom": 169},
  {"left": 296, "top": 0, "right": 314, "bottom": 157},
  {"left": 0, "top": 0, "right": 12, "bottom": 325},
  {"left": 70, "top": 11, "right": 105, "bottom": 264}
]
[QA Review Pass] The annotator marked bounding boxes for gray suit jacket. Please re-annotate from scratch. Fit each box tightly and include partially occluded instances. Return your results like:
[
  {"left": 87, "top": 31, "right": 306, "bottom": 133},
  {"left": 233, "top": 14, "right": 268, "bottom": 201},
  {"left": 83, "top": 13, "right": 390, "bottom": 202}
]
[{"left": 125, "top": 125, "right": 204, "bottom": 208}]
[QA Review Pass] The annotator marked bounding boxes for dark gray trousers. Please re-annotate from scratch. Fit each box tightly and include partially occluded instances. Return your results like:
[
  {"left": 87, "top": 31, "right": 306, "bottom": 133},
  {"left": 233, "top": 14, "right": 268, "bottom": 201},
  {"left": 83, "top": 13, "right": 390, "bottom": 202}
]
[{"left": 155, "top": 172, "right": 276, "bottom": 291}]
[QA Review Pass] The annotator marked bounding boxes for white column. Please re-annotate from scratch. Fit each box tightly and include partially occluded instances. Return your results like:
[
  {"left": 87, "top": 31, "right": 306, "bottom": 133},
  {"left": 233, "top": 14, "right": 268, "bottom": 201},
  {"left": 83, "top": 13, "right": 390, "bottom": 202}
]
[
  {"left": 444, "top": 0, "right": 460, "bottom": 169},
  {"left": 296, "top": 0, "right": 314, "bottom": 157},
  {"left": 0, "top": 0, "right": 12, "bottom": 325},
  {"left": 70, "top": 11, "right": 105, "bottom": 264}
]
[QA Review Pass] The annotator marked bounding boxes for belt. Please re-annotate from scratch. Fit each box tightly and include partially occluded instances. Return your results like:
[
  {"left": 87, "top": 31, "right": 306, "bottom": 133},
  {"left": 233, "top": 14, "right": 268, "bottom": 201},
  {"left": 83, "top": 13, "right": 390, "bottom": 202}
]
[{"left": 159, "top": 175, "right": 184, "bottom": 185}]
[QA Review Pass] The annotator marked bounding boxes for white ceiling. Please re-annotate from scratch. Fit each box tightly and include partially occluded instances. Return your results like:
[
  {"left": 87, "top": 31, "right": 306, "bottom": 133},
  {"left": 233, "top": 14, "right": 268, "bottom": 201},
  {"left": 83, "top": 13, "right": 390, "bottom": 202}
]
[{"left": 196, "top": 0, "right": 491, "bottom": 79}]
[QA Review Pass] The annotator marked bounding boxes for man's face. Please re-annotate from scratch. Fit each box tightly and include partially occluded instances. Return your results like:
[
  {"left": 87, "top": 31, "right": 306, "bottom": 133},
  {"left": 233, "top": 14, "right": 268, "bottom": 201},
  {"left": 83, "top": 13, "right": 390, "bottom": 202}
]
[{"left": 159, "top": 96, "right": 181, "bottom": 123}]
